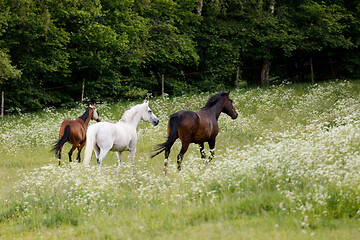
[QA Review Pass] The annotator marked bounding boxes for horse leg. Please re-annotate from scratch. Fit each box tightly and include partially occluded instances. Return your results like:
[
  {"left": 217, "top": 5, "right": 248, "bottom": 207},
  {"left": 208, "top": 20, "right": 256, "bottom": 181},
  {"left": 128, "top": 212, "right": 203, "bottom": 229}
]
[
  {"left": 97, "top": 147, "right": 111, "bottom": 172},
  {"left": 199, "top": 143, "right": 206, "bottom": 159},
  {"left": 68, "top": 144, "right": 77, "bottom": 163},
  {"left": 177, "top": 141, "right": 189, "bottom": 171},
  {"left": 164, "top": 149, "right": 171, "bottom": 175},
  {"left": 128, "top": 138, "right": 137, "bottom": 170},
  {"left": 58, "top": 146, "right": 63, "bottom": 166},
  {"left": 163, "top": 137, "right": 177, "bottom": 175},
  {"left": 91, "top": 144, "right": 100, "bottom": 166},
  {"left": 129, "top": 148, "right": 136, "bottom": 169},
  {"left": 207, "top": 139, "right": 216, "bottom": 164},
  {"left": 76, "top": 142, "right": 86, "bottom": 163},
  {"left": 94, "top": 144, "right": 100, "bottom": 157},
  {"left": 116, "top": 151, "right": 123, "bottom": 170}
]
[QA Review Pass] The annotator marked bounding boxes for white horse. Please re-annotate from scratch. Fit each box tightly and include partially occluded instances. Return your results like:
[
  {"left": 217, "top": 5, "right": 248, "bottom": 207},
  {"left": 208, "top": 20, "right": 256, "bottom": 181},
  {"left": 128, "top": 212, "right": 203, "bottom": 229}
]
[{"left": 83, "top": 101, "right": 159, "bottom": 170}]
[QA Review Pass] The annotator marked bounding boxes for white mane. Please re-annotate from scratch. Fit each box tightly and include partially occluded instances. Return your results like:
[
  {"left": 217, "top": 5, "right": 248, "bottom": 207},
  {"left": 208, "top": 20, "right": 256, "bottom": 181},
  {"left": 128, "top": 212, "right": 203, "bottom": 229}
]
[{"left": 120, "top": 102, "right": 148, "bottom": 123}]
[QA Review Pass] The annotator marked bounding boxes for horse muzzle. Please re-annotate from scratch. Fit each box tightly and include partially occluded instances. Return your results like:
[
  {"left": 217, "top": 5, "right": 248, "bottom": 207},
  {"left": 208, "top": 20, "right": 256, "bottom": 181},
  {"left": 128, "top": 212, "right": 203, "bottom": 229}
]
[
  {"left": 231, "top": 113, "right": 238, "bottom": 119},
  {"left": 153, "top": 119, "right": 159, "bottom": 126}
]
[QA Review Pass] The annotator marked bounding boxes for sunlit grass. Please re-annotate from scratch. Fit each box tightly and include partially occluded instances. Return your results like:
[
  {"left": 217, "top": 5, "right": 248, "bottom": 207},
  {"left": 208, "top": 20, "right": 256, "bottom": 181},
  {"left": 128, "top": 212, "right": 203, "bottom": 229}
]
[{"left": 1, "top": 80, "right": 360, "bottom": 239}]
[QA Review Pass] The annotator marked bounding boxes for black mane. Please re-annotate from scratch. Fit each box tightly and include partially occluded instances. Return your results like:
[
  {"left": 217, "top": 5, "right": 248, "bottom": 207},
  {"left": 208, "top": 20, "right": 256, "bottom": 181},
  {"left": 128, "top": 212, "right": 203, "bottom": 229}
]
[
  {"left": 79, "top": 107, "right": 91, "bottom": 123},
  {"left": 202, "top": 92, "right": 228, "bottom": 110}
]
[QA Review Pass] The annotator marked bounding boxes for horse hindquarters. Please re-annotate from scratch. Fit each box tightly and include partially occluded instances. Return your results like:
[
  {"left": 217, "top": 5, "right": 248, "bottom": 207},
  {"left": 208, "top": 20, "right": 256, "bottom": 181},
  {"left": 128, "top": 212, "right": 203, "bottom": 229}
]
[
  {"left": 83, "top": 123, "right": 113, "bottom": 170},
  {"left": 151, "top": 113, "right": 182, "bottom": 174},
  {"left": 152, "top": 113, "right": 181, "bottom": 159}
]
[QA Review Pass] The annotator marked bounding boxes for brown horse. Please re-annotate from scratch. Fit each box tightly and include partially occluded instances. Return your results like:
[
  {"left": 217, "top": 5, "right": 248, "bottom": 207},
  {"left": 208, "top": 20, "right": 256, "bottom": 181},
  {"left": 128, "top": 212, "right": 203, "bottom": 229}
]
[
  {"left": 152, "top": 91, "right": 238, "bottom": 174},
  {"left": 52, "top": 104, "right": 101, "bottom": 166}
]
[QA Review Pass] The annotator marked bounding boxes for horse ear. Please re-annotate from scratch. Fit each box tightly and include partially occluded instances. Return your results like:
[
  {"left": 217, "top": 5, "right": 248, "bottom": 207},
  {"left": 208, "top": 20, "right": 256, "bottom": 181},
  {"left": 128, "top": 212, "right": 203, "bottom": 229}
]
[
  {"left": 227, "top": 89, "right": 230, "bottom": 95},
  {"left": 93, "top": 103, "right": 96, "bottom": 108}
]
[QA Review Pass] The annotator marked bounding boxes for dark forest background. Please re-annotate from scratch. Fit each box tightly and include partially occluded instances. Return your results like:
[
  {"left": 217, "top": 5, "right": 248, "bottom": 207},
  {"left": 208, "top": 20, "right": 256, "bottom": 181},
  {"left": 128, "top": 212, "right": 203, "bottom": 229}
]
[{"left": 1, "top": 0, "right": 359, "bottom": 112}]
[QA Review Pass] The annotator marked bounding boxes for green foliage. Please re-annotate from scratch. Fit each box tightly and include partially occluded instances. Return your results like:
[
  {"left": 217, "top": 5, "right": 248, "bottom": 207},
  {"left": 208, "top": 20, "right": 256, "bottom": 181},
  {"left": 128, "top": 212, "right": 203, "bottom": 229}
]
[
  {"left": 296, "top": 1, "right": 353, "bottom": 51},
  {"left": 0, "top": 0, "right": 359, "bottom": 111},
  {"left": 0, "top": 50, "right": 21, "bottom": 83},
  {"left": 0, "top": 5, "right": 21, "bottom": 84}
]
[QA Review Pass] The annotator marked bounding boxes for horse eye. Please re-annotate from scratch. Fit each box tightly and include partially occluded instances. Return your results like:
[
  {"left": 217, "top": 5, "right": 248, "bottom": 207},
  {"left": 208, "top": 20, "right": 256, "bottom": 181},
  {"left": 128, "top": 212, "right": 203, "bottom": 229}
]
[{"left": 148, "top": 110, "right": 152, "bottom": 113}]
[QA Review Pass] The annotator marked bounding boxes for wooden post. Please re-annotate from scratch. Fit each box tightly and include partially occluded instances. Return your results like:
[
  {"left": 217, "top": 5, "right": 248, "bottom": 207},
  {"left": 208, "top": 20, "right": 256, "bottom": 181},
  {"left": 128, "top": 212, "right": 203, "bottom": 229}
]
[
  {"left": 81, "top": 78, "right": 85, "bottom": 104},
  {"left": 161, "top": 74, "right": 165, "bottom": 97},
  {"left": 310, "top": 57, "right": 314, "bottom": 84},
  {"left": 236, "top": 66, "right": 240, "bottom": 89},
  {"left": 1, "top": 91, "right": 4, "bottom": 119}
]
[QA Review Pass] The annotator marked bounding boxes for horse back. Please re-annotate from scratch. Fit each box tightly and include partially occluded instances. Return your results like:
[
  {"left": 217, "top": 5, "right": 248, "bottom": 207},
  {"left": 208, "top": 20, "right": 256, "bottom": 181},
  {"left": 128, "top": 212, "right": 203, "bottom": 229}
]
[
  {"left": 174, "top": 110, "right": 217, "bottom": 143},
  {"left": 91, "top": 122, "right": 134, "bottom": 151}
]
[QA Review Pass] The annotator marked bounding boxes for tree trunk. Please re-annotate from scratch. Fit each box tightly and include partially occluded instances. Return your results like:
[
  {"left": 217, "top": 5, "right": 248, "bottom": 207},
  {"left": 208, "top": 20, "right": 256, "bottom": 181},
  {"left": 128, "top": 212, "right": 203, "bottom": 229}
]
[
  {"left": 197, "top": 0, "right": 203, "bottom": 16},
  {"left": 259, "top": 1, "right": 275, "bottom": 87},
  {"left": 261, "top": 58, "right": 271, "bottom": 87},
  {"left": 269, "top": 1, "right": 275, "bottom": 14}
]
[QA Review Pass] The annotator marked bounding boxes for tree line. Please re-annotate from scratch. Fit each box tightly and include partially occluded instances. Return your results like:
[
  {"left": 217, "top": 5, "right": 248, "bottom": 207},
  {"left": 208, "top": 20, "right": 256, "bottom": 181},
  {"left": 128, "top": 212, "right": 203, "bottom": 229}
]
[{"left": 0, "top": 0, "right": 359, "bottom": 112}]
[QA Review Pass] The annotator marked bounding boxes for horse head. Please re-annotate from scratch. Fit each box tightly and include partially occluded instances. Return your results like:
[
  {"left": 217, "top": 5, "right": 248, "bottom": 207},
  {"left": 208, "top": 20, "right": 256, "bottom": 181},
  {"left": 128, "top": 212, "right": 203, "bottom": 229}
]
[
  {"left": 142, "top": 101, "right": 159, "bottom": 126},
  {"left": 89, "top": 104, "right": 101, "bottom": 122},
  {"left": 222, "top": 91, "right": 238, "bottom": 119}
]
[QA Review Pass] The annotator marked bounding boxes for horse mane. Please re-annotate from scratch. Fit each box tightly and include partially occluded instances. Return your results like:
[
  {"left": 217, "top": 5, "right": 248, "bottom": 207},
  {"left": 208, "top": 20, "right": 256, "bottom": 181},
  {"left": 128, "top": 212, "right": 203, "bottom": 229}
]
[
  {"left": 201, "top": 92, "right": 228, "bottom": 110},
  {"left": 79, "top": 107, "right": 91, "bottom": 123},
  {"left": 120, "top": 103, "right": 146, "bottom": 123}
]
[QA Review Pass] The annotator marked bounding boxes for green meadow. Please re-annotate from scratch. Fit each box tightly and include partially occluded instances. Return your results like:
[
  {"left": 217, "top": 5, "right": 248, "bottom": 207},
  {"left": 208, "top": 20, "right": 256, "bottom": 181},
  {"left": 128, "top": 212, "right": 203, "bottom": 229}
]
[{"left": 1, "top": 80, "right": 360, "bottom": 239}]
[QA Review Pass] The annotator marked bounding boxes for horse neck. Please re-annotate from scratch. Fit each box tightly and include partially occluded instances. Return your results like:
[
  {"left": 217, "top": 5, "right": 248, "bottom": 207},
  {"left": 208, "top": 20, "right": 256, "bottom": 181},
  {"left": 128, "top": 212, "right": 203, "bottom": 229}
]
[
  {"left": 78, "top": 109, "right": 92, "bottom": 126},
  {"left": 200, "top": 99, "right": 224, "bottom": 120},
  {"left": 120, "top": 107, "right": 142, "bottom": 128}
]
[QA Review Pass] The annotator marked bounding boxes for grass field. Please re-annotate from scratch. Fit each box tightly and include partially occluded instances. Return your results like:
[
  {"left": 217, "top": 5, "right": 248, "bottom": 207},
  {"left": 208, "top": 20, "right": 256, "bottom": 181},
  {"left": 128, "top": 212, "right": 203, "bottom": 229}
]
[{"left": 1, "top": 80, "right": 360, "bottom": 239}]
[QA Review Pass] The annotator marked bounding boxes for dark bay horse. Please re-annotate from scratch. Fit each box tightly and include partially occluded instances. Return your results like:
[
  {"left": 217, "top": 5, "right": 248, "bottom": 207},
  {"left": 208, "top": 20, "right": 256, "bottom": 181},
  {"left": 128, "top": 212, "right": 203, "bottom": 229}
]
[
  {"left": 152, "top": 91, "right": 238, "bottom": 174},
  {"left": 52, "top": 104, "right": 101, "bottom": 166}
]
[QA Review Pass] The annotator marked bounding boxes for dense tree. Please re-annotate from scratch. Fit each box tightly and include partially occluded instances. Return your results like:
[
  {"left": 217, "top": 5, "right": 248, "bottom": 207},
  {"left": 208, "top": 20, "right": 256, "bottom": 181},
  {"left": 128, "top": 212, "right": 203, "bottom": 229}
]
[
  {"left": 0, "top": 51, "right": 21, "bottom": 84},
  {"left": 295, "top": 1, "right": 354, "bottom": 83},
  {"left": 133, "top": 0, "right": 200, "bottom": 95},
  {"left": 0, "top": 4, "right": 21, "bottom": 84},
  {"left": 2, "top": 0, "right": 72, "bottom": 109},
  {"left": 0, "top": 0, "right": 359, "bottom": 112}
]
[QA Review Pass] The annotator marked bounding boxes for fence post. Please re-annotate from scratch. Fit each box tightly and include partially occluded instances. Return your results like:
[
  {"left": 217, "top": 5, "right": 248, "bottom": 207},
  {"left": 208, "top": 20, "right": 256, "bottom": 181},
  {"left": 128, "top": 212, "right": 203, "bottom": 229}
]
[
  {"left": 161, "top": 74, "right": 165, "bottom": 97},
  {"left": 236, "top": 66, "right": 240, "bottom": 89},
  {"left": 310, "top": 57, "right": 314, "bottom": 84},
  {"left": 1, "top": 91, "right": 4, "bottom": 119},
  {"left": 81, "top": 78, "right": 85, "bottom": 104}
]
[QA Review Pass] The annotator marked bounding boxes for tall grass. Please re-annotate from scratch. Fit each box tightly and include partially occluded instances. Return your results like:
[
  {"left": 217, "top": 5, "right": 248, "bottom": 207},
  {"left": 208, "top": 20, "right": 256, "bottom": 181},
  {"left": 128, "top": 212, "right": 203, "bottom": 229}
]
[{"left": 1, "top": 80, "right": 360, "bottom": 239}]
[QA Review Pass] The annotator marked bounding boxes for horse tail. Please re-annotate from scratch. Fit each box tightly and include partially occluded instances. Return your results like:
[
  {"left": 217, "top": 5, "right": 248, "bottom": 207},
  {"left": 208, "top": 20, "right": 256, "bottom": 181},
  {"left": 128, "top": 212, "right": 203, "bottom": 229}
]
[
  {"left": 83, "top": 125, "right": 96, "bottom": 166},
  {"left": 51, "top": 124, "right": 70, "bottom": 156},
  {"left": 151, "top": 113, "right": 180, "bottom": 158}
]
